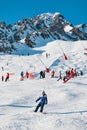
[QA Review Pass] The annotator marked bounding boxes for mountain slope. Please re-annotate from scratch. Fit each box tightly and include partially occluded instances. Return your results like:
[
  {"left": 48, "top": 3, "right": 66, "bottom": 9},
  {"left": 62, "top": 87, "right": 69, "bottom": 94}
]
[
  {"left": 0, "top": 12, "right": 87, "bottom": 54},
  {"left": 0, "top": 40, "right": 87, "bottom": 130}
]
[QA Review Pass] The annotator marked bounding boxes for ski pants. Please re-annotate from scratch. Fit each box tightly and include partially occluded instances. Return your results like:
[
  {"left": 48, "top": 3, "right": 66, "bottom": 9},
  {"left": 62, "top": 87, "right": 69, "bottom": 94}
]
[{"left": 35, "top": 102, "right": 45, "bottom": 112}]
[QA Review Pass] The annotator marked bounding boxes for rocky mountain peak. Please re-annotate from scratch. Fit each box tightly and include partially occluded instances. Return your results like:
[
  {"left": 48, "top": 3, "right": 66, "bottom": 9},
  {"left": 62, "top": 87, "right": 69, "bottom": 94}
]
[{"left": 0, "top": 12, "right": 87, "bottom": 54}]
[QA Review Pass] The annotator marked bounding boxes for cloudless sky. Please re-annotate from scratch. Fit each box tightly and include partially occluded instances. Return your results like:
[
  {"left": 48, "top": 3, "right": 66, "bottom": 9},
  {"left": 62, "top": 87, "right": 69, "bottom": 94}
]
[{"left": 0, "top": 0, "right": 87, "bottom": 25}]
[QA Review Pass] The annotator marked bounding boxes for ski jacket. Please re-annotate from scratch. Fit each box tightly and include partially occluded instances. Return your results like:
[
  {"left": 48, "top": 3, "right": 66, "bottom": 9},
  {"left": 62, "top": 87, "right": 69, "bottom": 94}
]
[
  {"left": 21, "top": 71, "right": 24, "bottom": 77},
  {"left": 51, "top": 70, "right": 55, "bottom": 76},
  {"left": 36, "top": 94, "right": 48, "bottom": 105},
  {"left": 6, "top": 73, "right": 9, "bottom": 78}
]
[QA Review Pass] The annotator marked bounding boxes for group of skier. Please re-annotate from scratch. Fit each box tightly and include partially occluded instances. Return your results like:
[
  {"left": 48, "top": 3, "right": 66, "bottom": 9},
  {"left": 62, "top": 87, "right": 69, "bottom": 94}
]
[
  {"left": 34, "top": 68, "right": 84, "bottom": 113},
  {"left": 1, "top": 73, "right": 10, "bottom": 82},
  {"left": 39, "top": 67, "right": 83, "bottom": 84},
  {"left": 1, "top": 66, "right": 10, "bottom": 82},
  {"left": 0, "top": 65, "right": 84, "bottom": 113},
  {"left": 1, "top": 65, "right": 83, "bottom": 83},
  {"left": 62, "top": 68, "right": 83, "bottom": 82},
  {"left": 20, "top": 70, "right": 48, "bottom": 113},
  {"left": 20, "top": 71, "right": 35, "bottom": 81}
]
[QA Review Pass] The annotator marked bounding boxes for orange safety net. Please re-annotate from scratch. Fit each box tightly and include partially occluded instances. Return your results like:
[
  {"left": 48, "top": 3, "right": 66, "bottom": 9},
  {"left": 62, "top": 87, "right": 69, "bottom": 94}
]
[{"left": 29, "top": 73, "right": 34, "bottom": 79}]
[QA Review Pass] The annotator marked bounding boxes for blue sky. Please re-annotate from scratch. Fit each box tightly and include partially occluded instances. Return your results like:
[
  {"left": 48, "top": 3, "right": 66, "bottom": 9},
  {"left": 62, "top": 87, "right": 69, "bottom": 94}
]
[{"left": 0, "top": 0, "right": 87, "bottom": 25}]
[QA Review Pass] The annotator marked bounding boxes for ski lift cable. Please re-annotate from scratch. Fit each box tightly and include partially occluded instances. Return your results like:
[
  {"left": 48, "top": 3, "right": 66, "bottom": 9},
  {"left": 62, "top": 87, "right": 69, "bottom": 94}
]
[
  {"left": 36, "top": 55, "right": 47, "bottom": 68},
  {"left": 57, "top": 42, "right": 76, "bottom": 69},
  {"left": 57, "top": 42, "right": 68, "bottom": 60},
  {"left": 57, "top": 42, "right": 64, "bottom": 53},
  {"left": 36, "top": 55, "right": 54, "bottom": 90}
]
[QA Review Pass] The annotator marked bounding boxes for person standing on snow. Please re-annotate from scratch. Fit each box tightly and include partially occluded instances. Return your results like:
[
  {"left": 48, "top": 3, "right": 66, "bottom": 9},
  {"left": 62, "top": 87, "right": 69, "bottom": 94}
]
[
  {"left": 20, "top": 71, "right": 24, "bottom": 81},
  {"left": 57, "top": 71, "right": 62, "bottom": 81},
  {"left": 34, "top": 91, "right": 48, "bottom": 113},
  {"left": 5, "top": 73, "right": 10, "bottom": 82},
  {"left": 25, "top": 71, "right": 29, "bottom": 78},
  {"left": 1, "top": 75, "right": 4, "bottom": 81},
  {"left": 51, "top": 70, "right": 55, "bottom": 78}
]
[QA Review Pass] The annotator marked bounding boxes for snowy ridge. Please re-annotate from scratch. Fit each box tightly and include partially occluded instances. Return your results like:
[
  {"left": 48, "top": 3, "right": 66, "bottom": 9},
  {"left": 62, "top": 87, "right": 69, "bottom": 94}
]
[
  {"left": 0, "top": 40, "right": 87, "bottom": 130},
  {"left": 0, "top": 12, "right": 87, "bottom": 54}
]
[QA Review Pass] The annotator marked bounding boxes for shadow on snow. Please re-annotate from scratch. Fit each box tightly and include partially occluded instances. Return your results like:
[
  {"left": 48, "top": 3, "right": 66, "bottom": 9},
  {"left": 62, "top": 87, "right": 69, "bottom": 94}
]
[
  {"left": 48, "top": 110, "right": 87, "bottom": 115},
  {"left": 0, "top": 104, "right": 35, "bottom": 109}
]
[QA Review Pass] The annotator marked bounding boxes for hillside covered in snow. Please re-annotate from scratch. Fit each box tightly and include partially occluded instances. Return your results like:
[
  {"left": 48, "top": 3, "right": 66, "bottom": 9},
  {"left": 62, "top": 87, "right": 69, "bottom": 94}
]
[{"left": 0, "top": 40, "right": 87, "bottom": 130}]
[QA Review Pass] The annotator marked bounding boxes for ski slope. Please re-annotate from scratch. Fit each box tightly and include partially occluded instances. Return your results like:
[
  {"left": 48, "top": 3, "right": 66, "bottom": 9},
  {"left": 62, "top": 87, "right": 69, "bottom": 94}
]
[{"left": 0, "top": 40, "right": 87, "bottom": 130}]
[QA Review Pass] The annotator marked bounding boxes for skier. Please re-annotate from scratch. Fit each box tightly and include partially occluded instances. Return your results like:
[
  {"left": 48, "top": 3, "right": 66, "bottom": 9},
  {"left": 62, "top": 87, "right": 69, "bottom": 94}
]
[
  {"left": 80, "top": 70, "right": 83, "bottom": 76},
  {"left": 34, "top": 91, "right": 48, "bottom": 113},
  {"left": 1, "top": 76, "right": 4, "bottom": 81},
  {"left": 40, "top": 71, "right": 43, "bottom": 78},
  {"left": 25, "top": 71, "right": 29, "bottom": 78},
  {"left": 21, "top": 71, "right": 24, "bottom": 77},
  {"left": 51, "top": 70, "right": 55, "bottom": 78},
  {"left": 57, "top": 71, "right": 62, "bottom": 81},
  {"left": 73, "top": 69, "right": 77, "bottom": 77},
  {"left": 1, "top": 67, "right": 4, "bottom": 71},
  {"left": 20, "top": 71, "right": 24, "bottom": 81},
  {"left": 5, "top": 73, "right": 9, "bottom": 82},
  {"left": 40, "top": 71, "right": 45, "bottom": 78},
  {"left": 63, "top": 75, "right": 67, "bottom": 82},
  {"left": 46, "top": 53, "right": 48, "bottom": 58},
  {"left": 70, "top": 68, "right": 74, "bottom": 78}
]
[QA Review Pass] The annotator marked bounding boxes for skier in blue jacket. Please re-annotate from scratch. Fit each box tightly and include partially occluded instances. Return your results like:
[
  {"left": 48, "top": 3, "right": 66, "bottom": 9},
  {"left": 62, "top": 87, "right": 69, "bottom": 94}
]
[{"left": 34, "top": 91, "right": 48, "bottom": 112}]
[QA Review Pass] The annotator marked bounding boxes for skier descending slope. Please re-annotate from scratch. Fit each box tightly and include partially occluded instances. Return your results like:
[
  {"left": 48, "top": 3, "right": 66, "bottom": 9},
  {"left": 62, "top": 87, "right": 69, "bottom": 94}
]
[{"left": 34, "top": 91, "right": 48, "bottom": 113}]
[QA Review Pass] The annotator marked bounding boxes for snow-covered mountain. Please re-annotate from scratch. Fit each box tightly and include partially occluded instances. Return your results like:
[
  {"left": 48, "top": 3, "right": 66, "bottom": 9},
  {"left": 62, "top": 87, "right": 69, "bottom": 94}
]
[
  {"left": 0, "top": 12, "right": 87, "bottom": 54},
  {"left": 0, "top": 40, "right": 87, "bottom": 130}
]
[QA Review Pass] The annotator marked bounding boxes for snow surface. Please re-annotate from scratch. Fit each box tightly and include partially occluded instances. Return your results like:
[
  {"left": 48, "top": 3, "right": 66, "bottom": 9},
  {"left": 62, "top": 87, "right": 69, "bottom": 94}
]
[
  {"left": 0, "top": 40, "right": 87, "bottom": 130},
  {"left": 64, "top": 25, "right": 73, "bottom": 32}
]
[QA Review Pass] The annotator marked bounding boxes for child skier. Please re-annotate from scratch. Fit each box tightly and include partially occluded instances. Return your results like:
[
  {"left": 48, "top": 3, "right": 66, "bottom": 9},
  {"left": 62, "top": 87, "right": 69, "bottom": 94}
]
[{"left": 34, "top": 91, "right": 48, "bottom": 113}]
